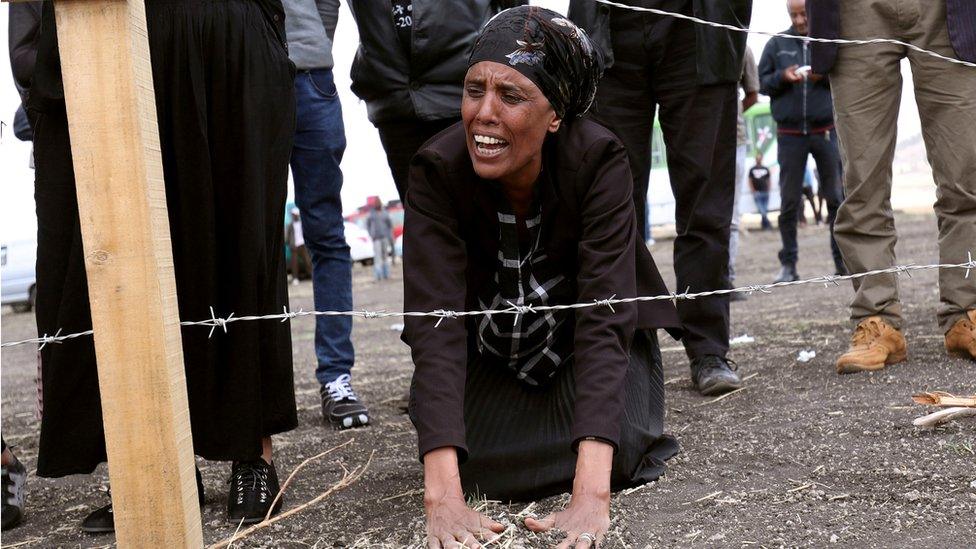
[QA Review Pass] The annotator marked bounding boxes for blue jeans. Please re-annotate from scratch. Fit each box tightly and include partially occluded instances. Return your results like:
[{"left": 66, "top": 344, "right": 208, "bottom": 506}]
[{"left": 291, "top": 69, "right": 354, "bottom": 386}]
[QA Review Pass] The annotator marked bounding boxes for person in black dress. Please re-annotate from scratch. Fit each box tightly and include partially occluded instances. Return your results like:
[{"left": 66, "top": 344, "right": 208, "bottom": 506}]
[
  {"left": 28, "top": 0, "right": 297, "bottom": 531},
  {"left": 402, "top": 8, "right": 682, "bottom": 548}
]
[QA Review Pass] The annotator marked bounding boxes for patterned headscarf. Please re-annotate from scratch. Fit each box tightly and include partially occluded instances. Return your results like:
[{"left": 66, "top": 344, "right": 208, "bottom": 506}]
[{"left": 468, "top": 6, "right": 603, "bottom": 120}]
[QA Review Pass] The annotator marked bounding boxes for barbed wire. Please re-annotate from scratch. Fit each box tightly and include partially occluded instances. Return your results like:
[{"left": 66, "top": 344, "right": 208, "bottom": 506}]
[
  {"left": 2, "top": 253, "right": 973, "bottom": 350},
  {"left": 591, "top": 0, "right": 976, "bottom": 69}
]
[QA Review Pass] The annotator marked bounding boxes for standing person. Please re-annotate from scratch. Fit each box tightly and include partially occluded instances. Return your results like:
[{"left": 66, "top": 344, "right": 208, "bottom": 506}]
[
  {"left": 758, "top": 0, "right": 845, "bottom": 284},
  {"left": 3, "top": 3, "right": 41, "bottom": 531},
  {"left": 729, "top": 46, "right": 760, "bottom": 300},
  {"left": 29, "top": 0, "right": 298, "bottom": 530},
  {"left": 286, "top": 208, "right": 313, "bottom": 284},
  {"left": 283, "top": 0, "right": 370, "bottom": 430},
  {"left": 365, "top": 200, "right": 394, "bottom": 281},
  {"left": 346, "top": 0, "right": 525, "bottom": 201},
  {"left": 569, "top": 0, "right": 753, "bottom": 396},
  {"left": 808, "top": 0, "right": 976, "bottom": 370},
  {"left": 748, "top": 152, "right": 772, "bottom": 230}
]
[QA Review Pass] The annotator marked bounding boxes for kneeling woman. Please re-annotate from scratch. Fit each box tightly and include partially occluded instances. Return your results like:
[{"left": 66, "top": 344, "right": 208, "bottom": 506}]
[{"left": 403, "top": 7, "right": 682, "bottom": 548}]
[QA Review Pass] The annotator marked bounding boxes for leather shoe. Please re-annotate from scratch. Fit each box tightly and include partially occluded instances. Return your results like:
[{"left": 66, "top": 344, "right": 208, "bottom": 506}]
[
  {"left": 836, "top": 316, "right": 907, "bottom": 374},
  {"left": 690, "top": 355, "right": 743, "bottom": 396},
  {"left": 945, "top": 310, "right": 976, "bottom": 361}
]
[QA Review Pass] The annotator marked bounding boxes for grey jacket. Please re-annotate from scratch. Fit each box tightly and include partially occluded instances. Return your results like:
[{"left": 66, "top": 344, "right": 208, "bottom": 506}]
[{"left": 282, "top": 0, "right": 339, "bottom": 70}]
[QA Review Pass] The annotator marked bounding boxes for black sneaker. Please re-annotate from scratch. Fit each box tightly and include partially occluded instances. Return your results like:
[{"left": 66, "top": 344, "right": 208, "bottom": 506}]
[
  {"left": 690, "top": 355, "right": 743, "bottom": 396},
  {"left": 321, "top": 374, "right": 370, "bottom": 430},
  {"left": 1, "top": 452, "right": 27, "bottom": 531},
  {"left": 81, "top": 467, "right": 205, "bottom": 534},
  {"left": 227, "top": 460, "right": 281, "bottom": 524}
]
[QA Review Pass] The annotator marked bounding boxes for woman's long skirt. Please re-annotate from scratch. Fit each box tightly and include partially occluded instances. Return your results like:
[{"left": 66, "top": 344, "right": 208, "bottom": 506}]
[
  {"left": 31, "top": 0, "right": 298, "bottom": 477},
  {"left": 460, "top": 330, "right": 679, "bottom": 501}
]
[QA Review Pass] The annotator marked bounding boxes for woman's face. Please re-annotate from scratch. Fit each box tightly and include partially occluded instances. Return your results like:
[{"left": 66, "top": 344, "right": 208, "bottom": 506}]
[{"left": 461, "top": 61, "right": 561, "bottom": 184}]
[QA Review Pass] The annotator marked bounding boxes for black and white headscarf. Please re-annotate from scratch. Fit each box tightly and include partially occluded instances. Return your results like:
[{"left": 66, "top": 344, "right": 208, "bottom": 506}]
[{"left": 469, "top": 6, "right": 604, "bottom": 120}]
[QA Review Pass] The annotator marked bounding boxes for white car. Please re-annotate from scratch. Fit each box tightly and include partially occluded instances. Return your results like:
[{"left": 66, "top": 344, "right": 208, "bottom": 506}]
[
  {"left": 345, "top": 222, "right": 374, "bottom": 265},
  {"left": 1, "top": 238, "right": 37, "bottom": 313}
]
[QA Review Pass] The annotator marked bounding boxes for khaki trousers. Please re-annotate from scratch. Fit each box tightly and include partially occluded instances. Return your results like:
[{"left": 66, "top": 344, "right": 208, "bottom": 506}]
[{"left": 831, "top": 0, "right": 976, "bottom": 333}]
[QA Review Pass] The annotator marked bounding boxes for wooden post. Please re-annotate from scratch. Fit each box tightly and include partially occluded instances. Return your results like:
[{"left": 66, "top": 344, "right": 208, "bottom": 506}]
[{"left": 53, "top": 0, "right": 202, "bottom": 546}]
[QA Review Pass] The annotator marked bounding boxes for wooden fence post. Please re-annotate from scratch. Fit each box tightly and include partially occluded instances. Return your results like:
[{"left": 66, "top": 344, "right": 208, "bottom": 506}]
[{"left": 53, "top": 0, "right": 202, "bottom": 546}]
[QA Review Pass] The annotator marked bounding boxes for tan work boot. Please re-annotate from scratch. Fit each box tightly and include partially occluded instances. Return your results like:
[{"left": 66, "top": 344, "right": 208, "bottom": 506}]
[
  {"left": 945, "top": 310, "right": 976, "bottom": 361},
  {"left": 836, "top": 316, "right": 907, "bottom": 374}
]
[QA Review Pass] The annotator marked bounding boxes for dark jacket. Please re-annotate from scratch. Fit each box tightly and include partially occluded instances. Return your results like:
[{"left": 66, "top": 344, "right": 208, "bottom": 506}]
[
  {"left": 808, "top": 0, "right": 976, "bottom": 74},
  {"left": 9, "top": 1, "right": 41, "bottom": 141},
  {"left": 758, "top": 27, "right": 834, "bottom": 133},
  {"left": 567, "top": 0, "right": 753, "bottom": 85},
  {"left": 402, "top": 120, "right": 681, "bottom": 461},
  {"left": 347, "top": 0, "right": 524, "bottom": 125}
]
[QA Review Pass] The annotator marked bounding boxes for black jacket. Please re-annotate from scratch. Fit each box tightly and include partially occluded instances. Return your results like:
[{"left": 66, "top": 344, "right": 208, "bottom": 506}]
[
  {"left": 403, "top": 120, "right": 681, "bottom": 460},
  {"left": 567, "top": 0, "right": 752, "bottom": 85},
  {"left": 347, "top": 0, "right": 524, "bottom": 125},
  {"left": 758, "top": 27, "right": 834, "bottom": 133}
]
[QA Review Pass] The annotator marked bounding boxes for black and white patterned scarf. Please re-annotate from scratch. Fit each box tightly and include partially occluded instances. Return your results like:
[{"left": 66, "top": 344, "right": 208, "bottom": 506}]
[{"left": 477, "top": 204, "right": 573, "bottom": 386}]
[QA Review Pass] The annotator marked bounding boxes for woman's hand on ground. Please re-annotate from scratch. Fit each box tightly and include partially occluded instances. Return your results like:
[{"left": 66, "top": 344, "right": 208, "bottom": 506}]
[
  {"left": 425, "top": 492, "right": 505, "bottom": 548},
  {"left": 524, "top": 439, "right": 612, "bottom": 548},
  {"left": 523, "top": 493, "right": 610, "bottom": 549},
  {"left": 423, "top": 447, "right": 506, "bottom": 548}
]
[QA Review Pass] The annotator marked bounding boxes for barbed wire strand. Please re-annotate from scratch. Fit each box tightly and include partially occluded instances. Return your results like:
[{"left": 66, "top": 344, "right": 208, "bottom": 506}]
[
  {"left": 591, "top": 0, "right": 976, "bottom": 69},
  {"left": 3, "top": 254, "right": 973, "bottom": 350}
]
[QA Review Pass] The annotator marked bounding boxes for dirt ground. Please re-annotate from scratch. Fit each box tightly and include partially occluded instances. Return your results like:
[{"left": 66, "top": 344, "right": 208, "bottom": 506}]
[{"left": 2, "top": 211, "right": 974, "bottom": 548}]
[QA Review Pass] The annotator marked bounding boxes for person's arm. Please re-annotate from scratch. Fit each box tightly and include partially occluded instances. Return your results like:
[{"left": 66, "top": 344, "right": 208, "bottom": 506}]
[
  {"left": 758, "top": 39, "right": 795, "bottom": 97},
  {"left": 8, "top": 2, "right": 42, "bottom": 100},
  {"left": 316, "top": 0, "right": 340, "bottom": 42},
  {"left": 404, "top": 155, "right": 505, "bottom": 547},
  {"left": 525, "top": 138, "right": 638, "bottom": 548},
  {"left": 742, "top": 47, "right": 760, "bottom": 111}
]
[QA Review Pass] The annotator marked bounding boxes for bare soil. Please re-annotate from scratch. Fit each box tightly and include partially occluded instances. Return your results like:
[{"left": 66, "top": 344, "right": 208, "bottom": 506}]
[{"left": 2, "top": 212, "right": 974, "bottom": 548}]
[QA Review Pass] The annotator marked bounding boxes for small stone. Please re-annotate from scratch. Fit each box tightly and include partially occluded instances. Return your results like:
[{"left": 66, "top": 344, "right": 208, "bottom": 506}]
[{"left": 830, "top": 534, "right": 839, "bottom": 543}]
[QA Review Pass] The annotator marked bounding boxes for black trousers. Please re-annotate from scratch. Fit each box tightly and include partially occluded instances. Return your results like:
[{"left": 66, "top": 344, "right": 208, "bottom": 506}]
[
  {"left": 460, "top": 330, "right": 679, "bottom": 501},
  {"left": 588, "top": 2, "right": 737, "bottom": 359},
  {"left": 376, "top": 117, "right": 458, "bottom": 201},
  {"left": 777, "top": 131, "right": 845, "bottom": 272},
  {"left": 31, "top": 0, "right": 297, "bottom": 477}
]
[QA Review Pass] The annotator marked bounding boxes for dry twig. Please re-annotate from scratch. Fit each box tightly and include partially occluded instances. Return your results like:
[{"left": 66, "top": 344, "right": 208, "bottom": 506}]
[
  {"left": 912, "top": 392, "right": 976, "bottom": 408},
  {"left": 913, "top": 407, "right": 976, "bottom": 428},
  {"left": 265, "top": 438, "right": 356, "bottom": 521}
]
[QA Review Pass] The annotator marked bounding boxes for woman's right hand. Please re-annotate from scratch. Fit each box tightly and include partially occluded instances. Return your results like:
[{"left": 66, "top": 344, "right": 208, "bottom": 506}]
[{"left": 423, "top": 447, "right": 505, "bottom": 548}]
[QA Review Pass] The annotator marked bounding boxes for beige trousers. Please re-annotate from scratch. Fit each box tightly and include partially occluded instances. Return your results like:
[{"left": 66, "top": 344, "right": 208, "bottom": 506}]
[{"left": 830, "top": 0, "right": 976, "bottom": 333}]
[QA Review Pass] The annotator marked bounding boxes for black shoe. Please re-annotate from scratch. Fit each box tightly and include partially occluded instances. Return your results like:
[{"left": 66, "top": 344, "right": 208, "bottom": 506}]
[
  {"left": 227, "top": 460, "right": 281, "bottom": 525},
  {"left": 321, "top": 374, "right": 370, "bottom": 430},
  {"left": 773, "top": 265, "right": 799, "bottom": 283},
  {"left": 1, "top": 453, "right": 27, "bottom": 531},
  {"left": 81, "top": 467, "right": 205, "bottom": 534},
  {"left": 690, "top": 355, "right": 743, "bottom": 396}
]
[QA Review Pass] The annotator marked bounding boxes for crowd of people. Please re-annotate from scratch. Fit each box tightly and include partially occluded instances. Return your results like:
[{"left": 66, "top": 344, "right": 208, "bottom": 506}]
[{"left": 2, "top": 0, "right": 975, "bottom": 547}]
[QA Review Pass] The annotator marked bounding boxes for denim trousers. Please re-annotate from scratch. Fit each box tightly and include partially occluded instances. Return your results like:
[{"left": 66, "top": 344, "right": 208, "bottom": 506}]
[{"left": 291, "top": 68, "right": 355, "bottom": 385}]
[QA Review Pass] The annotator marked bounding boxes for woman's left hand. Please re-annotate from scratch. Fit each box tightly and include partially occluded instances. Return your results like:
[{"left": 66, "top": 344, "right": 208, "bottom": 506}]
[
  {"left": 524, "top": 439, "right": 613, "bottom": 548},
  {"left": 523, "top": 493, "right": 610, "bottom": 548}
]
